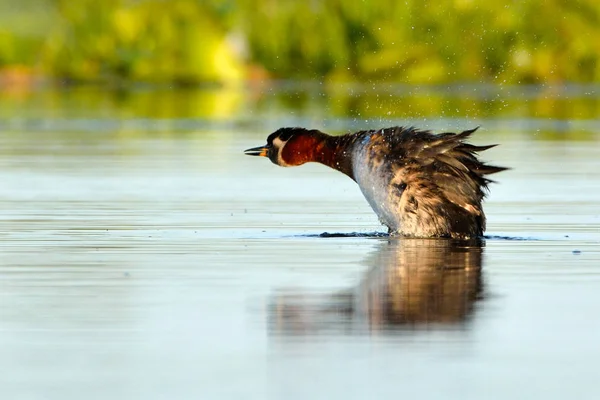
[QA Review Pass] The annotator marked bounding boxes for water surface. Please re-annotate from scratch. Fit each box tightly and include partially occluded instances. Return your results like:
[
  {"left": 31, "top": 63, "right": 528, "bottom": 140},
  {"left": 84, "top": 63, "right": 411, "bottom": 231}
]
[{"left": 1, "top": 85, "right": 599, "bottom": 399}]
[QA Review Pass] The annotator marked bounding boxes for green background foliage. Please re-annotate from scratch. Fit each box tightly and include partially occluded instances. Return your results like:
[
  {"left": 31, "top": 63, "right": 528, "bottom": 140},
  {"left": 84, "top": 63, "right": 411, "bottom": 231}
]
[{"left": 0, "top": 0, "right": 599, "bottom": 84}]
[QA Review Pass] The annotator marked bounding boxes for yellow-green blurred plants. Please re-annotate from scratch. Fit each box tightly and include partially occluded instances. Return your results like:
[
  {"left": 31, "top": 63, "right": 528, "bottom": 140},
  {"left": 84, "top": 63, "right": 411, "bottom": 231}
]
[
  {"left": 42, "top": 0, "right": 243, "bottom": 84},
  {"left": 240, "top": 0, "right": 600, "bottom": 84},
  {"left": 1, "top": 0, "right": 599, "bottom": 84}
]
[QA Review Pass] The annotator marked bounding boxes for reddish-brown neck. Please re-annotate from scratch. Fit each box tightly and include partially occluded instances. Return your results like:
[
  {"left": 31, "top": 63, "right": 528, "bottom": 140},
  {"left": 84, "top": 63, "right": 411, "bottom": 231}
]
[{"left": 281, "top": 132, "right": 355, "bottom": 180}]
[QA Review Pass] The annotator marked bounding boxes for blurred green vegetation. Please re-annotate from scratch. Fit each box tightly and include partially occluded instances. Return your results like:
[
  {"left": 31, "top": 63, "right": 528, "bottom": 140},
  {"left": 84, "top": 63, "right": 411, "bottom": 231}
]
[
  {"left": 0, "top": 0, "right": 599, "bottom": 84},
  {"left": 0, "top": 0, "right": 242, "bottom": 84},
  {"left": 241, "top": 0, "right": 600, "bottom": 84}
]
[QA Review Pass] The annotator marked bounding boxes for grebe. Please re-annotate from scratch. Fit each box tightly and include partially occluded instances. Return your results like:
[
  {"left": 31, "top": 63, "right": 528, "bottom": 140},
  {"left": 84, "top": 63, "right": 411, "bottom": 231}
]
[{"left": 244, "top": 126, "right": 507, "bottom": 239}]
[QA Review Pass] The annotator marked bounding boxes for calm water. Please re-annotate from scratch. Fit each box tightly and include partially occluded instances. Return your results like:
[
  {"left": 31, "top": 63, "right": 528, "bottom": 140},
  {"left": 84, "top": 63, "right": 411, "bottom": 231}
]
[{"left": 1, "top": 85, "right": 599, "bottom": 399}]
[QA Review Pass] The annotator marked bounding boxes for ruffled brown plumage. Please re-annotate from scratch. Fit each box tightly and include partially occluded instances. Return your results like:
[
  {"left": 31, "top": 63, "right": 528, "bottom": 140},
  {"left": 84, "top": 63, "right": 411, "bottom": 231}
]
[{"left": 244, "top": 126, "right": 508, "bottom": 238}]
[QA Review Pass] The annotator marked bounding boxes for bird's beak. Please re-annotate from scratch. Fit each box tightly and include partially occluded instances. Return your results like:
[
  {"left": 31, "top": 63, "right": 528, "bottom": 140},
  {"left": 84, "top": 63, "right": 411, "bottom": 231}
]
[{"left": 244, "top": 145, "right": 269, "bottom": 157}]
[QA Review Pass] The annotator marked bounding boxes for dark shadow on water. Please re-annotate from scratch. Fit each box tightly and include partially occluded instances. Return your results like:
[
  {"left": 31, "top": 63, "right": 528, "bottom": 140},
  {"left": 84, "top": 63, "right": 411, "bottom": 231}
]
[
  {"left": 269, "top": 238, "right": 485, "bottom": 335},
  {"left": 483, "top": 234, "right": 537, "bottom": 241},
  {"left": 313, "top": 231, "right": 389, "bottom": 238},
  {"left": 301, "top": 231, "right": 532, "bottom": 240}
]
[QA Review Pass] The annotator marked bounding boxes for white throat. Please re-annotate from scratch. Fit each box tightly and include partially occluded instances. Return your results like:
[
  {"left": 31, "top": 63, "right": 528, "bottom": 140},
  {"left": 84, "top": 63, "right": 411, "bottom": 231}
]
[{"left": 273, "top": 137, "right": 291, "bottom": 167}]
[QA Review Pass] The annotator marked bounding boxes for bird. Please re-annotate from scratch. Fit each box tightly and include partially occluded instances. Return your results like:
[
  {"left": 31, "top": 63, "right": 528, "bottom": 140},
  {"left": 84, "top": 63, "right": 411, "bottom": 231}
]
[{"left": 244, "top": 126, "right": 508, "bottom": 239}]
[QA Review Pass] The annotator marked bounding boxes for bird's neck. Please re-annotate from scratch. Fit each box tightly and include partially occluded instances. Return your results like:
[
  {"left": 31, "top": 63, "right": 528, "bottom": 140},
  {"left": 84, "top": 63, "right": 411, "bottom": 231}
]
[
  {"left": 281, "top": 131, "right": 356, "bottom": 179},
  {"left": 314, "top": 134, "right": 356, "bottom": 180}
]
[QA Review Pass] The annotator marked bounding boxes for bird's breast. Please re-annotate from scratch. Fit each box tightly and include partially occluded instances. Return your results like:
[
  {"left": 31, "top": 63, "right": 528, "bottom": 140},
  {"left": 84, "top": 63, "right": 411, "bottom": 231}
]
[{"left": 352, "top": 144, "right": 402, "bottom": 231}]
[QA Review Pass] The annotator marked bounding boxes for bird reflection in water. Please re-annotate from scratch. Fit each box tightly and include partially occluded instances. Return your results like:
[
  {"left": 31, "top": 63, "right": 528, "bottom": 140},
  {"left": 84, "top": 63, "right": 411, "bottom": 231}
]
[{"left": 269, "top": 238, "right": 484, "bottom": 334}]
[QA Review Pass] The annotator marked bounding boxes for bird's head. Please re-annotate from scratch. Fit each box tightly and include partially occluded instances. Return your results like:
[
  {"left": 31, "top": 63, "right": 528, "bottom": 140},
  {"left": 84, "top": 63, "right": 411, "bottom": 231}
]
[{"left": 244, "top": 127, "right": 324, "bottom": 167}]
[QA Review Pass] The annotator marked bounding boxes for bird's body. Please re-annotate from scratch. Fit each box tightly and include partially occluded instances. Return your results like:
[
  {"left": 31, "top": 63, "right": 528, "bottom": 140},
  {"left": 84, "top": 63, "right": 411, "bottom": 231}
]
[{"left": 244, "top": 126, "right": 507, "bottom": 239}]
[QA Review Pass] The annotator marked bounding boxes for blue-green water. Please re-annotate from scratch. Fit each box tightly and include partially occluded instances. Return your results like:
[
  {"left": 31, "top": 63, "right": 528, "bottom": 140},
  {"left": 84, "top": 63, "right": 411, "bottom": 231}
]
[{"left": 1, "top": 85, "right": 599, "bottom": 399}]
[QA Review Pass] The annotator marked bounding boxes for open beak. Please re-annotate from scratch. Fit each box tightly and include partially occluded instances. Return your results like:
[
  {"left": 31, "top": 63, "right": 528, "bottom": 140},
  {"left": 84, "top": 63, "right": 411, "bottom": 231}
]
[{"left": 244, "top": 145, "right": 269, "bottom": 157}]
